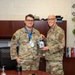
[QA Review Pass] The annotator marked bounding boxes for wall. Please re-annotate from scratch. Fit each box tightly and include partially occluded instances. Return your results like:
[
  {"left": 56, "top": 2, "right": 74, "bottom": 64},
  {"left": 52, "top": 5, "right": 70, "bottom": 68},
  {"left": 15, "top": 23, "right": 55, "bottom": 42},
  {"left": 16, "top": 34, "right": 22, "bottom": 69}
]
[{"left": 0, "top": 0, "right": 75, "bottom": 47}]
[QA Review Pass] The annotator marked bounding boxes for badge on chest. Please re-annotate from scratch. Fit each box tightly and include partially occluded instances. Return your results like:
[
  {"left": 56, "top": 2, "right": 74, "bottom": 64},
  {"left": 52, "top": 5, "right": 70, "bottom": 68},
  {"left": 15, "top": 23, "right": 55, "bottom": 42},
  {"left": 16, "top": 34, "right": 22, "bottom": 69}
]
[{"left": 28, "top": 40, "right": 34, "bottom": 48}]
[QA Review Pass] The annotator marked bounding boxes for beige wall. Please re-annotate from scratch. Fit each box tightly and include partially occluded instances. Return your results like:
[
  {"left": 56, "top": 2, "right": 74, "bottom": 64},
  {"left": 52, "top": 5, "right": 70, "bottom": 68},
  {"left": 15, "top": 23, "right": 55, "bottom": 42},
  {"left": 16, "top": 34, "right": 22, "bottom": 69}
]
[
  {"left": 0, "top": 0, "right": 71, "bottom": 20},
  {"left": 0, "top": 0, "right": 75, "bottom": 47}
]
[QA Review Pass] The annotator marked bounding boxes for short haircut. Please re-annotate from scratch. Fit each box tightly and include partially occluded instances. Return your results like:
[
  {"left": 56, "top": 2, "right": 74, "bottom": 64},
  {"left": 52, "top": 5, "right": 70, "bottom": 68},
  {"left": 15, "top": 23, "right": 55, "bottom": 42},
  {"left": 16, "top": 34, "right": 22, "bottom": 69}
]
[{"left": 25, "top": 14, "right": 34, "bottom": 20}]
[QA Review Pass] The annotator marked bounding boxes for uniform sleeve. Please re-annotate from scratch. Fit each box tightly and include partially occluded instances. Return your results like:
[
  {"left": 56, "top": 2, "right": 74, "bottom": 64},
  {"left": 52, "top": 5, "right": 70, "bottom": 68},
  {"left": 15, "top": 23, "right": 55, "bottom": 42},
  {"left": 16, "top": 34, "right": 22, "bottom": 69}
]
[
  {"left": 47, "top": 30, "right": 65, "bottom": 54},
  {"left": 10, "top": 30, "right": 20, "bottom": 60}
]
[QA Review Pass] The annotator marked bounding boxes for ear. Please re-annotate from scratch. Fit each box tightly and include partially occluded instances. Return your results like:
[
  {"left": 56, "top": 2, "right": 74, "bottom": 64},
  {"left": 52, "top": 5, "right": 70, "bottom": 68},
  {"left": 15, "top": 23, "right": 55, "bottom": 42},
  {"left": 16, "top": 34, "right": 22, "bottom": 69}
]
[
  {"left": 55, "top": 18, "right": 57, "bottom": 22},
  {"left": 24, "top": 20, "right": 26, "bottom": 24}
]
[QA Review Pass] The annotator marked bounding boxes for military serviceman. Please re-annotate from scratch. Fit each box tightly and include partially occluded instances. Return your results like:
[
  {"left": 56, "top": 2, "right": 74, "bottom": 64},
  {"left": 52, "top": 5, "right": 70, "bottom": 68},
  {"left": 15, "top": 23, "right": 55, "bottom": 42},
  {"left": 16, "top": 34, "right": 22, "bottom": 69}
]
[
  {"left": 41, "top": 14, "right": 65, "bottom": 75},
  {"left": 10, "top": 14, "right": 41, "bottom": 70}
]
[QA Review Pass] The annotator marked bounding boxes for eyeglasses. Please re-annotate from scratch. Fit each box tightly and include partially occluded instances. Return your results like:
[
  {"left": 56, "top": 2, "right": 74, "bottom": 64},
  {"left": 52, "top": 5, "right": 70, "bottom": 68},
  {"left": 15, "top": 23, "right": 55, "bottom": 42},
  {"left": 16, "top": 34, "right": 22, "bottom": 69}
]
[
  {"left": 48, "top": 18, "right": 55, "bottom": 21},
  {"left": 26, "top": 19, "right": 34, "bottom": 22}
]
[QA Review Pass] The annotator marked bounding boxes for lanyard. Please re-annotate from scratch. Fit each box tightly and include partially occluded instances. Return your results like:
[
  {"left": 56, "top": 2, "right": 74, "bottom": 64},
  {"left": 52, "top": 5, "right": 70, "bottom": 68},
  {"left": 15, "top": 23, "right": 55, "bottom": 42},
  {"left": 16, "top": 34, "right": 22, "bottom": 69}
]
[{"left": 24, "top": 26, "right": 33, "bottom": 41}]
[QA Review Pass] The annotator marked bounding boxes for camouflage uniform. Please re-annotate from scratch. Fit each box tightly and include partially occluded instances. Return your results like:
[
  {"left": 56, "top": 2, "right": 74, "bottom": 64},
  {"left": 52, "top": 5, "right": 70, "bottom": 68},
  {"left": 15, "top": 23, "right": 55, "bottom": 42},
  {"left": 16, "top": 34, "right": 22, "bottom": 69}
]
[
  {"left": 10, "top": 27, "right": 41, "bottom": 70},
  {"left": 45, "top": 25, "right": 65, "bottom": 75}
]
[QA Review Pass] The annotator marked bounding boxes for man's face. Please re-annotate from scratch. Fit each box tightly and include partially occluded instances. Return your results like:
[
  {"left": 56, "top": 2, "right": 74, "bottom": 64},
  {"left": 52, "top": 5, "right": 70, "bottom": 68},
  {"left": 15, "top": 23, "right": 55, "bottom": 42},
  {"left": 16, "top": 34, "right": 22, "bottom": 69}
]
[
  {"left": 48, "top": 15, "right": 56, "bottom": 27},
  {"left": 24, "top": 16, "right": 34, "bottom": 28}
]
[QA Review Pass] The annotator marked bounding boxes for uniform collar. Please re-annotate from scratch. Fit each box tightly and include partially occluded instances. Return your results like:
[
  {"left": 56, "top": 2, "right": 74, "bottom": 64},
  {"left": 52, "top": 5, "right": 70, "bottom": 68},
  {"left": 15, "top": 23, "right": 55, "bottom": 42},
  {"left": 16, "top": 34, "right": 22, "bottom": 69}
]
[
  {"left": 51, "top": 24, "right": 57, "bottom": 31},
  {"left": 24, "top": 27, "right": 35, "bottom": 34}
]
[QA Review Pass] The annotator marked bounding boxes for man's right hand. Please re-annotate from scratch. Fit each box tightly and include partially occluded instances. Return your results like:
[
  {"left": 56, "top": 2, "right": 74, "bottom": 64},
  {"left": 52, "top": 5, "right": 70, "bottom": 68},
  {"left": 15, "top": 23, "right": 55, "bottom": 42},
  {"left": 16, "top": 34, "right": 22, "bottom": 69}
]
[
  {"left": 16, "top": 58, "right": 22, "bottom": 63},
  {"left": 40, "top": 34, "right": 45, "bottom": 39}
]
